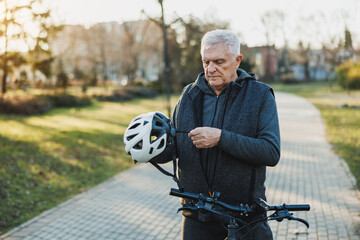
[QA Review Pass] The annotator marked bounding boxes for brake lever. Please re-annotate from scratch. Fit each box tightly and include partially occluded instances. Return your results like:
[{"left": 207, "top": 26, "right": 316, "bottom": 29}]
[
  {"left": 291, "top": 216, "right": 310, "bottom": 228},
  {"left": 269, "top": 210, "right": 310, "bottom": 228},
  {"left": 177, "top": 206, "right": 198, "bottom": 213}
]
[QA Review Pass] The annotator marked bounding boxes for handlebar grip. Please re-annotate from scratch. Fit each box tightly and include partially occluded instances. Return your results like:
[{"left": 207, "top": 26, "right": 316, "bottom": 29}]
[
  {"left": 285, "top": 204, "right": 310, "bottom": 211},
  {"left": 169, "top": 188, "right": 199, "bottom": 201},
  {"left": 269, "top": 204, "right": 310, "bottom": 211}
]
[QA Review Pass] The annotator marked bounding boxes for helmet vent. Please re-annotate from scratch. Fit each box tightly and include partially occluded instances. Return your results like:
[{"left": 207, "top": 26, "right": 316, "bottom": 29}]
[
  {"left": 126, "top": 134, "right": 137, "bottom": 141},
  {"left": 158, "top": 139, "right": 165, "bottom": 149},
  {"left": 155, "top": 121, "right": 163, "bottom": 127},
  {"left": 128, "top": 123, "right": 140, "bottom": 130},
  {"left": 149, "top": 147, "right": 154, "bottom": 154},
  {"left": 134, "top": 140, "right": 142, "bottom": 149},
  {"left": 143, "top": 121, "right": 149, "bottom": 125}
]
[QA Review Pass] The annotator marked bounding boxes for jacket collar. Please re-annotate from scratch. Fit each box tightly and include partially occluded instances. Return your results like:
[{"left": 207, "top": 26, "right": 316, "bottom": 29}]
[
  {"left": 188, "top": 68, "right": 256, "bottom": 99},
  {"left": 235, "top": 68, "right": 257, "bottom": 86}
]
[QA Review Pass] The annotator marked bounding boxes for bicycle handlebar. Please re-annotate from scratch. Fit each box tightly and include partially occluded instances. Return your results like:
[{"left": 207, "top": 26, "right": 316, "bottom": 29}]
[
  {"left": 170, "top": 188, "right": 311, "bottom": 232},
  {"left": 169, "top": 188, "right": 310, "bottom": 213},
  {"left": 170, "top": 188, "right": 254, "bottom": 213}
]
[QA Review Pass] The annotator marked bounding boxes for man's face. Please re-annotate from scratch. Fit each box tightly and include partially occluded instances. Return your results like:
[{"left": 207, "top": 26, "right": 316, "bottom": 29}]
[{"left": 202, "top": 42, "right": 242, "bottom": 95}]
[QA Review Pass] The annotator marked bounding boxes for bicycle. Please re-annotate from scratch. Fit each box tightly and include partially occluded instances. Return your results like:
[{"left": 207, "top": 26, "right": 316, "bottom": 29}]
[{"left": 169, "top": 188, "right": 310, "bottom": 240}]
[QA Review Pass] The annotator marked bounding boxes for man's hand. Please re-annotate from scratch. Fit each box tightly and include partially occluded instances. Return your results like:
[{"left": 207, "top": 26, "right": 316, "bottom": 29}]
[{"left": 188, "top": 127, "right": 221, "bottom": 149}]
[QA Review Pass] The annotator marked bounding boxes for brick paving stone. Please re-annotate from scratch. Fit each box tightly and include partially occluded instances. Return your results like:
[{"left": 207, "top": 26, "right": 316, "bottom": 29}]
[{"left": 1, "top": 91, "right": 359, "bottom": 240}]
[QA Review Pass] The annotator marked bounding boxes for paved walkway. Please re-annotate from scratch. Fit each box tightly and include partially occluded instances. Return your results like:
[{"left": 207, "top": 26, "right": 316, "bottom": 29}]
[{"left": 1, "top": 92, "right": 360, "bottom": 240}]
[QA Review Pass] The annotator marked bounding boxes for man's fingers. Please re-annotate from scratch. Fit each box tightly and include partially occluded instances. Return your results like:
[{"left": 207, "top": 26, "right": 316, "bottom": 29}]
[
  {"left": 193, "top": 139, "right": 208, "bottom": 149},
  {"left": 188, "top": 127, "right": 221, "bottom": 149},
  {"left": 188, "top": 128, "right": 201, "bottom": 137}
]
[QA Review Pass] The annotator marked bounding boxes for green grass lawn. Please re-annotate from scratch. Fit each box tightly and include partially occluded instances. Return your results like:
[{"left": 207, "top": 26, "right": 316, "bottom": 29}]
[
  {"left": 270, "top": 81, "right": 360, "bottom": 190},
  {"left": 0, "top": 95, "right": 177, "bottom": 234}
]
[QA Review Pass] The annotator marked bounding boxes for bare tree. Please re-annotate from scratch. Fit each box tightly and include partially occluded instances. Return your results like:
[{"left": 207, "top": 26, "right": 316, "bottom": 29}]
[
  {"left": 178, "top": 15, "right": 229, "bottom": 87},
  {"left": 319, "top": 10, "right": 351, "bottom": 91},
  {"left": 120, "top": 22, "right": 140, "bottom": 83},
  {"left": 51, "top": 25, "right": 88, "bottom": 85},
  {"left": 142, "top": 0, "right": 181, "bottom": 116},
  {"left": 296, "top": 10, "right": 355, "bottom": 89},
  {"left": 297, "top": 41, "right": 311, "bottom": 82},
  {"left": 260, "top": 10, "right": 286, "bottom": 82}
]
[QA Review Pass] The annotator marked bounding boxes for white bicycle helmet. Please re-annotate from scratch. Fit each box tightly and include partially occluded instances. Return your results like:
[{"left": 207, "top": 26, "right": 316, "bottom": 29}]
[{"left": 124, "top": 111, "right": 170, "bottom": 163}]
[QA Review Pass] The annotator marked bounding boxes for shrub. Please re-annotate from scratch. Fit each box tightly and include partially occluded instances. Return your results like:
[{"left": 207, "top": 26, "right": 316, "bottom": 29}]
[
  {"left": 46, "top": 93, "right": 92, "bottom": 108},
  {"left": 147, "top": 80, "right": 163, "bottom": 92},
  {"left": 0, "top": 94, "right": 92, "bottom": 115},
  {"left": 94, "top": 89, "right": 133, "bottom": 102},
  {"left": 124, "top": 86, "right": 158, "bottom": 98},
  {"left": 335, "top": 60, "right": 360, "bottom": 91},
  {"left": 94, "top": 87, "right": 158, "bottom": 102},
  {"left": 0, "top": 95, "right": 52, "bottom": 115}
]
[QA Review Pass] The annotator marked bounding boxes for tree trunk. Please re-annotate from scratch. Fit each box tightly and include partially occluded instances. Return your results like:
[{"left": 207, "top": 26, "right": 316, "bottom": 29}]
[
  {"left": 1, "top": 59, "right": 8, "bottom": 95},
  {"left": 305, "top": 61, "right": 310, "bottom": 82},
  {"left": 327, "top": 67, "right": 333, "bottom": 93},
  {"left": 159, "top": 0, "right": 172, "bottom": 117}
]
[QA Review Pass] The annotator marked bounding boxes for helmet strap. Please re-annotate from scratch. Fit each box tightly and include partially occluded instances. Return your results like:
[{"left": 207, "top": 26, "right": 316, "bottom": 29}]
[{"left": 149, "top": 138, "right": 183, "bottom": 190}]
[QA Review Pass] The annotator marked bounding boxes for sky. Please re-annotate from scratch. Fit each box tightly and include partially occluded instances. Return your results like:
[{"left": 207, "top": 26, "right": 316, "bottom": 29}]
[{"left": 44, "top": 0, "right": 360, "bottom": 49}]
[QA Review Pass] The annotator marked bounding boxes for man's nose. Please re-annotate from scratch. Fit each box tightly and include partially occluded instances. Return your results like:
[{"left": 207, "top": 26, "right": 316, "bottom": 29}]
[{"left": 207, "top": 62, "right": 217, "bottom": 73}]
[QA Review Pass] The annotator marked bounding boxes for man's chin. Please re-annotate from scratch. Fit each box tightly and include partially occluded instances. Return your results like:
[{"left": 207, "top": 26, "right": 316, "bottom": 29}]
[
  {"left": 208, "top": 80, "right": 228, "bottom": 89},
  {"left": 208, "top": 80, "right": 222, "bottom": 87}
]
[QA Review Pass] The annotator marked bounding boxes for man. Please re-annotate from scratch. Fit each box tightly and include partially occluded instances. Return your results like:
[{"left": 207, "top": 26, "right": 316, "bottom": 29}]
[{"left": 153, "top": 29, "right": 280, "bottom": 239}]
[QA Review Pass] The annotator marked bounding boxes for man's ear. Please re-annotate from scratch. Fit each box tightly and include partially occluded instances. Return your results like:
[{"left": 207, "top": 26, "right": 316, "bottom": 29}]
[{"left": 236, "top": 54, "right": 243, "bottom": 67}]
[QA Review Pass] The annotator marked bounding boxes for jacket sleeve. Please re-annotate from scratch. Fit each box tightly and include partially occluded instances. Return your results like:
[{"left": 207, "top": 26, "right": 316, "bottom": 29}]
[{"left": 217, "top": 90, "right": 280, "bottom": 167}]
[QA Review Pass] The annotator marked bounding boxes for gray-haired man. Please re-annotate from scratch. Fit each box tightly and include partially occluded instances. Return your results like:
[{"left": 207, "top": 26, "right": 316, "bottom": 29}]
[{"left": 154, "top": 29, "right": 280, "bottom": 239}]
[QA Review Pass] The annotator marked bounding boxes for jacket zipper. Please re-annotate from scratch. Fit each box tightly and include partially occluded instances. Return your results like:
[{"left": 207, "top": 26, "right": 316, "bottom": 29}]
[
  {"left": 208, "top": 86, "right": 232, "bottom": 195},
  {"left": 210, "top": 95, "right": 219, "bottom": 127},
  {"left": 206, "top": 95, "right": 219, "bottom": 195}
]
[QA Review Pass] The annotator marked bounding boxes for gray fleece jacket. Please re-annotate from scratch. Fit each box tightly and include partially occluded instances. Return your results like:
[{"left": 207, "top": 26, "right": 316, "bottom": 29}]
[{"left": 153, "top": 68, "right": 280, "bottom": 218}]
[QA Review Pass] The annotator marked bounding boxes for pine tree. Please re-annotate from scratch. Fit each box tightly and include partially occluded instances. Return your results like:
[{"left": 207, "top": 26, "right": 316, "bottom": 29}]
[{"left": 344, "top": 28, "right": 353, "bottom": 49}]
